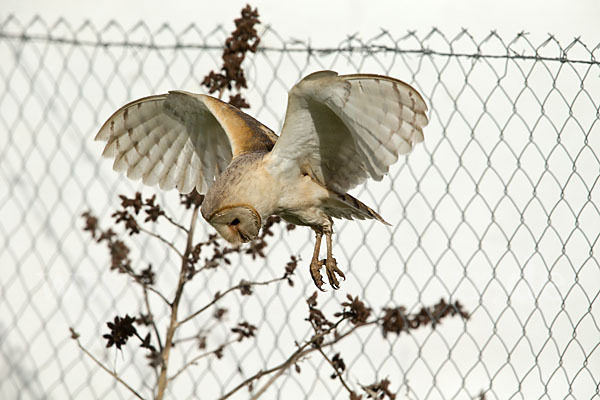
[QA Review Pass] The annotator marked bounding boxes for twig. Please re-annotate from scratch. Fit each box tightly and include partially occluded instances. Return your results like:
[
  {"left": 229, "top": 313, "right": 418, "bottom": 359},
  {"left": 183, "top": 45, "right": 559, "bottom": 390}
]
[
  {"left": 155, "top": 204, "right": 200, "bottom": 400},
  {"left": 146, "top": 286, "right": 171, "bottom": 306},
  {"left": 167, "top": 339, "right": 236, "bottom": 383},
  {"left": 74, "top": 338, "right": 145, "bottom": 400},
  {"left": 143, "top": 286, "right": 163, "bottom": 353},
  {"left": 138, "top": 226, "right": 183, "bottom": 257},
  {"left": 174, "top": 334, "right": 205, "bottom": 345},
  {"left": 173, "top": 322, "right": 216, "bottom": 344},
  {"left": 178, "top": 276, "right": 286, "bottom": 326},
  {"left": 250, "top": 330, "right": 362, "bottom": 400},
  {"left": 316, "top": 347, "right": 353, "bottom": 394},
  {"left": 223, "top": 350, "right": 303, "bottom": 400},
  {"left": 160, "top": 213, "right": 188, "bottom": 233},
  {"left": 249, "top": 352, "right": 303, "bottom": 400},
  {"left": 223, "top": 317, "right": 372, "bottom": 400},
  {"left": 307, "top": 318, "right": 354, "bottom": 393}
]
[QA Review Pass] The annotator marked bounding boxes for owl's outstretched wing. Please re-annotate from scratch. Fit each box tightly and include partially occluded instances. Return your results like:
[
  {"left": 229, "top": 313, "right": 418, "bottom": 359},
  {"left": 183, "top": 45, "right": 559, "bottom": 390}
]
[
  {"left": 95, "top": 91, "right": 277, "bottom": 194},
  {"left": 268, "top": 70, "right": 428, "bottom": 192}
]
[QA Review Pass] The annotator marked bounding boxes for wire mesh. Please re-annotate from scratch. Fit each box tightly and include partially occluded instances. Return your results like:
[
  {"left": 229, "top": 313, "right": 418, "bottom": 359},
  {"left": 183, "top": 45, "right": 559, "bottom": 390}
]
[{"left": 0, "top": 15, "right": 599, "bottom": 400}]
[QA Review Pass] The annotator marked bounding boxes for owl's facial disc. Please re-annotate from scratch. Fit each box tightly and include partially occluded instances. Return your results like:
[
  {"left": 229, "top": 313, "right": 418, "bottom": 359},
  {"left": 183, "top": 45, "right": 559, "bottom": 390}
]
[{"left": 206, "top": 205, "right": 261, "bottom": 245}]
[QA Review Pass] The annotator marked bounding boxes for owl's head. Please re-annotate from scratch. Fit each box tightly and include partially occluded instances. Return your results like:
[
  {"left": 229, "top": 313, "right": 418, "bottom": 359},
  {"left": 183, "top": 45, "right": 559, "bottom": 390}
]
[{"left": 204, "top": 205, "right": 261, "bottom": 245}]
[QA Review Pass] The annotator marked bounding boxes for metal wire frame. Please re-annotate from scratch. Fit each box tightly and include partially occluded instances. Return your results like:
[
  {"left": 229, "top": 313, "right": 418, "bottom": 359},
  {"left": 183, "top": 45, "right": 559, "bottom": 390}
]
[{"left": 0, "top": 15, "right": 599, "bottom": 400}]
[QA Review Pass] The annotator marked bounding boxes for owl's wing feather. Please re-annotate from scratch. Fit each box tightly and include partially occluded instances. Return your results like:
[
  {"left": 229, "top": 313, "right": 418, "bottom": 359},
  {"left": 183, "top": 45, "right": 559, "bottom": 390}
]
[
  {"left": 268, "top": 70, "right": 428, "bottom": 192},
  {"left": 96, "top": 91, "right": 277, "bottom": 194}
]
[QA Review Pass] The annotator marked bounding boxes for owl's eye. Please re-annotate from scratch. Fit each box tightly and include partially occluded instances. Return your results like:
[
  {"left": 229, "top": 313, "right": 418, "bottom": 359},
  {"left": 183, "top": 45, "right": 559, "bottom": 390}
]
[{"left": 230, "top": 218, "right": 240, "bottom": 226}]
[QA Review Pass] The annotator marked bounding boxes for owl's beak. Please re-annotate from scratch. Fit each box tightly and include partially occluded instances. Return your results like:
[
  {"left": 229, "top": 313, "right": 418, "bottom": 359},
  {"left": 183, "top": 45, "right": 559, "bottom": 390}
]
[{"left": 229, "top": 225, "right": 252, "bottom": 243}]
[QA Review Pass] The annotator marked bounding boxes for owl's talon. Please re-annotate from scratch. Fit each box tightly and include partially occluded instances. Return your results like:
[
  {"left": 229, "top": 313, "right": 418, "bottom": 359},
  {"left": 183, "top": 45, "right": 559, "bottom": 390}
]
[
  {"left": 310, "top": 258, "right": 326, "bottom": 291},
  {"left": 325, "top": 257, "right": 345, "bottom": 290}
]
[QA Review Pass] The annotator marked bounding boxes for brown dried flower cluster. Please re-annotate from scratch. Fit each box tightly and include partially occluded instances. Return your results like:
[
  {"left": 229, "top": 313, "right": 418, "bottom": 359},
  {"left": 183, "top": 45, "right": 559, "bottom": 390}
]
[
  {"left": 356, "top": 378, "right": 396, "bottom": 400},
  {"left": 307, "top": 291, "right": 335, "bottom": 332},
  {"left": 82, "top": 211, "right": 131, "bottom": 274},
  {"left": 283, "top": 255, "right": 299, "bottom": 286},
  {"left": 110, "top": 193, "right": 166, "bottom": 236},
  {"left": 334, "top": 294, "right": 372, "bottom": 326},
  {"left": 180, "top": 191, "right": 205, "bottom": 209},
  {"left": 103, "top": 315, "right": 137, "bottom": 350},
  {"left": 232, "top": 321, "right": 257, "bottom": 341},
  {"left": 381, "top": 299, "right": 470, "bottom": 338},
  {"left": 201, "top": 4, "right": 261, "bottom": 109}
]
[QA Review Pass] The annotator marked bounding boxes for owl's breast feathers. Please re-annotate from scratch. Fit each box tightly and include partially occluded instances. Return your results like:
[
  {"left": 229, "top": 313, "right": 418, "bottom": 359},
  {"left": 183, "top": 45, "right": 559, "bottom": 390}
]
[
  {"left": 201, "top": 152, "right": 279, "bottom": 223},
  {"left": 201, "top": 151, "right": 378, "bottom": 231},
  {"left": 207, "top": 152, "right": 386, "bottom": 229}
]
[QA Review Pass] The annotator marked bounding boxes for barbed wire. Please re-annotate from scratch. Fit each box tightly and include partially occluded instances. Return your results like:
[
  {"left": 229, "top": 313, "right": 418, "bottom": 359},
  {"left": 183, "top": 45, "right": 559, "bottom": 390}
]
[{"left": 1, "top": 15, "right": 598, "bottom": 66}]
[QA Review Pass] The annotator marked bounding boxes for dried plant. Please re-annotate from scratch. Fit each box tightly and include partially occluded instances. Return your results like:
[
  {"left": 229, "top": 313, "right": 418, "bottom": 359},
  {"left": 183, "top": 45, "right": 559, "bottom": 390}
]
[
  {"left": 77, "top": 192, "right": 298, "bottom": 399},
  {"left": 73, "top": 5, "right": 470, "bottom": 399},
  {"left": 76, "top": 189, "right": 469, "bottom": 399}
]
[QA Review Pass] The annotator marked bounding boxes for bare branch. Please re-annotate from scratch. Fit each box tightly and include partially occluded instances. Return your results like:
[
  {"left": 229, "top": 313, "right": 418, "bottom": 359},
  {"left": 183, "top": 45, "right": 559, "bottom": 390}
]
[
  {"left": 138, "top": 225, "right": 183, "bottom": 258},
  {"left": 145, "top": 286, "right": 171, "bottom": 306},
  {"left": 160, "top": 213, "right": 188, "bottom": 233},
  {"left": 167, "top": 339, "right": 237, "bottom": 383},
  {"left": 316, "top": 347, "right": 353, "bottom": 394},
  {"left": 72, "top": 335, "right": 145, "bottom": 400},
  {"left": 178, "top": 276, "right": 286, "bottom": 326},
  {"left": 142, "top": 286, "right": 163, "bottom": 353},
  {"left": 223, "top": 317, "right": 365, "bottom": 400},
  {"left": 155, "top": 204, "right": 200, "bottom": 400}
]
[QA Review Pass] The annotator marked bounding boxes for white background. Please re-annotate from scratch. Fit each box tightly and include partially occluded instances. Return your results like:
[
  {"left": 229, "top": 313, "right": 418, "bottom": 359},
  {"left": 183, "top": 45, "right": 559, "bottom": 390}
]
[
  {"left": 1, "top": 1, "right": 598, "bottom": 399},
  {"left": 4, "top": 0, "right": 599, "bottom": 45}
]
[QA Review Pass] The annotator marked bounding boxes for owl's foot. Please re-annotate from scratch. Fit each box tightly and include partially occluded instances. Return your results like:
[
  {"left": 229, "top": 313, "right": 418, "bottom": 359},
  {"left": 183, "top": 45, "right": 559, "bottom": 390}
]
[
  {"left": 325, "top": 256, "right": 345, "bottom": 290},
  {"left": 308, "top": 227, "right": 345, "bottom": 290}
]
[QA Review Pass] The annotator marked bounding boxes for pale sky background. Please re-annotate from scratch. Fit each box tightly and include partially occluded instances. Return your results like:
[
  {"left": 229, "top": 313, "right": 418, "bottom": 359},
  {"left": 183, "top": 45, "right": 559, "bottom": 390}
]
[
  {"left": 1, "top": 1, "right": 598, "bottom": 399},
  {"left": 4, "top": 0, "right": 599, "bottom": 46}
]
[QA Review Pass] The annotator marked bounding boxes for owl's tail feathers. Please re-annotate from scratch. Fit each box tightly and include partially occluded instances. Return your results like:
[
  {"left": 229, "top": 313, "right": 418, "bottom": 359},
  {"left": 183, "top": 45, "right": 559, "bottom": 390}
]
[{"left": 324, "top": 191, "right": 391, "bottom": 226}]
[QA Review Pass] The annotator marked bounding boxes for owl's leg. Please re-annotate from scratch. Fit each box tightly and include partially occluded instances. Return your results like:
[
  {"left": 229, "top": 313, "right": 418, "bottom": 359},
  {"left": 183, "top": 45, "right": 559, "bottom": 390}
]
[
  {"left": 309, "top": 231, "right": 325, "bottom": 290},
  {"left": 324, "top": 230, "right": 345, "bottom": 290}
]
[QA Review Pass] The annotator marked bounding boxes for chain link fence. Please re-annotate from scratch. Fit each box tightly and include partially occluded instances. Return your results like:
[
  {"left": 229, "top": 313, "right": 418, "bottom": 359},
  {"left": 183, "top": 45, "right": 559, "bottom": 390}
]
[{"left": 1, "top": 15, "right": 599, "bottom": 399}]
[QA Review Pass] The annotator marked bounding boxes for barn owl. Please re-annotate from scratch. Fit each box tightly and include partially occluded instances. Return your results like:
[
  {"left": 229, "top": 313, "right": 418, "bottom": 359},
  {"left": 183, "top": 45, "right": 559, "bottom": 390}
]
[{"left": 96, "top": 70, "right": 428, "bottom": 290}]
